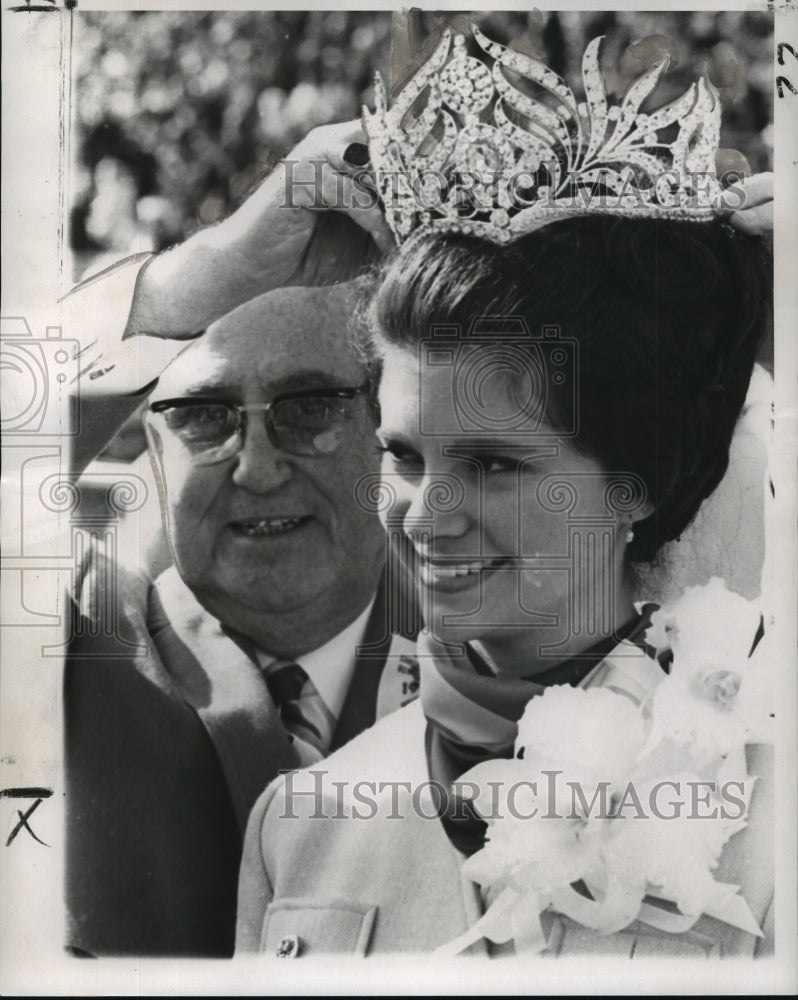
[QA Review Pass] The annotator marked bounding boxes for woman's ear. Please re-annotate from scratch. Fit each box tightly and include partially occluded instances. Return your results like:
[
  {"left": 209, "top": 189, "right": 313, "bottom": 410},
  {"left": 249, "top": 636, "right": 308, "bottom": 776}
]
[
  {"left": 621, "top": 500, "right": 655, "bottom": 546},
  {"left": 632, "top": 500, "right": 656, "bottom": 523}
]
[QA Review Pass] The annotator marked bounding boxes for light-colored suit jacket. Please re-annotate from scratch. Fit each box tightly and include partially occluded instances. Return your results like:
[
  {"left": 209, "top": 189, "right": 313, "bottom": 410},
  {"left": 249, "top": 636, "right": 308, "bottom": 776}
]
[{"left": 237, "top": 700, "right": 774, "bottom": 959}]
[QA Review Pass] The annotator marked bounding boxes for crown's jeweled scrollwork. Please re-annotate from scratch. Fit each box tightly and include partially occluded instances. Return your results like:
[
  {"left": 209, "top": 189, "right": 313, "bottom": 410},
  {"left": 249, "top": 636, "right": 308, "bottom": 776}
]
[{"left": 363, "top": 26, "right": 723, "bottom": 244}]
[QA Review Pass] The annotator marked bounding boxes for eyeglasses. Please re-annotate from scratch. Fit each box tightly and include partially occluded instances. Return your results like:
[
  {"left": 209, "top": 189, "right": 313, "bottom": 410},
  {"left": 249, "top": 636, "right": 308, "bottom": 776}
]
[{"left": 145, "top": 384, "right": 371, "bottom": 464}]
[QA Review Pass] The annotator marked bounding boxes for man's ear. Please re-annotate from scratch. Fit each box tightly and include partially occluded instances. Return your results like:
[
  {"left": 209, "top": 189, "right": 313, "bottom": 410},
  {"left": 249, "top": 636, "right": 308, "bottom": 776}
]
[
  {"left": 142, "top": 422, "right": 180, "bottom": 572},
  {"left": 143, "top": 419, "right": 167, "bottom": 510}
]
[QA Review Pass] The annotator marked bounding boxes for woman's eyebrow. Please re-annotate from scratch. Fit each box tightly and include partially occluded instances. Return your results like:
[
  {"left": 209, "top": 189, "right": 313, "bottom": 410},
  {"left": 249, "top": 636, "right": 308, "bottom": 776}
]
[
  {"left": 441, "top": 441, "right": 561, "bottom": 458},
  {"left": 377, "top": 431, "right": 418, "bottom": 450}
]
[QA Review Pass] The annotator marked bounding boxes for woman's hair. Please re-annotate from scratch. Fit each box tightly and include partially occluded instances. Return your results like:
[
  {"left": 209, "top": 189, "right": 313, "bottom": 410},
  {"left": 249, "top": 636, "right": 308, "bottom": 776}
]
[{"left": 369, "top": 216, "right": 771, "bottom": 563}]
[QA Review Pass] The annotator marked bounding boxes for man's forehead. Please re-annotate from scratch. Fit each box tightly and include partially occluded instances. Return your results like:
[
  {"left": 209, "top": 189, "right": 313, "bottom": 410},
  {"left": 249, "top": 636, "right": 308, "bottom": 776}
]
[{"left": 154, "top": 283, "right": 365, "bottom": 398}]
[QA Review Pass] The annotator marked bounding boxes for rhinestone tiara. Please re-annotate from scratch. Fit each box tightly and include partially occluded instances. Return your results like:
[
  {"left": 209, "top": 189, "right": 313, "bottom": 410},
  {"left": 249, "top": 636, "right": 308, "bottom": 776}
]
[{"left": 363, "top": 26, "right": 723, "bottom": 244}]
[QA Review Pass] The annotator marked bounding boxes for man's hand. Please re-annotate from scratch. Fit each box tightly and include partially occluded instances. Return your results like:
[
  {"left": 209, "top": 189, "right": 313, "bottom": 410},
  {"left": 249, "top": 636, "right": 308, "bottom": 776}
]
[{"left": 126, "top": 121, "right": 393, "bottom": 340}]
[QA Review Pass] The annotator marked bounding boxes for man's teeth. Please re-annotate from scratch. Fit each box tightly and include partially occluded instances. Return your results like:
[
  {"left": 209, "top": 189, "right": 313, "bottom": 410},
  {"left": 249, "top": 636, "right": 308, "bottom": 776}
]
[
  {"left": 234, "top": 517, "right": 304, "bottom": 536},
  {"left": 422, "top": 560, "right": 501, "bottom": 579}
]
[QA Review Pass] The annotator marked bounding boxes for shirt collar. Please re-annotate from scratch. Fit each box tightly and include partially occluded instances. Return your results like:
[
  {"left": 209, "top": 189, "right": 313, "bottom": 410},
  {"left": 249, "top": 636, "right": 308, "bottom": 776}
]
[{"left": 256, "top": 596, "right": 376, "bottom": 720}]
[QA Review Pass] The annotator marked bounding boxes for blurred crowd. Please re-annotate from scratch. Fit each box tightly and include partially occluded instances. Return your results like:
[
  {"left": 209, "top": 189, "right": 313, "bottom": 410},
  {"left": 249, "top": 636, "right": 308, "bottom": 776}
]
[{"left": 70, "top": 9, "right": 774, "bottom": 280}]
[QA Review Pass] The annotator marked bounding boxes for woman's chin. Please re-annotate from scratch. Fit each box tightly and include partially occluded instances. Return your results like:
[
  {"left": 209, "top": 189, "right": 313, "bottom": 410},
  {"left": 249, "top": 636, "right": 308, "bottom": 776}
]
[
  {"left": 419, "top": 572, "right": 558, "bottom": 633},
  {"left": 423, "top": 601, "right": 538, "bottom": 649},
  {"left": 416, "top": 563, "right": 518, "bottom": 615}
]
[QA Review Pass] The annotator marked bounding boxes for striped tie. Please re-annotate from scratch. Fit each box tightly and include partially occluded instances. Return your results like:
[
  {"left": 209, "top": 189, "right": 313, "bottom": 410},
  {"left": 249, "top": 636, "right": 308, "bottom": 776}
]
[{"left": 264, "top": 661, "right": 336, "bottom": 766}]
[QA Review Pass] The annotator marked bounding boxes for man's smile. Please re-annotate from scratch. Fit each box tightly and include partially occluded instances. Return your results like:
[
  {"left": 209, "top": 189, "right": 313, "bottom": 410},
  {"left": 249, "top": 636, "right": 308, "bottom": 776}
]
[{"left": 228, "top": 515, "right": 313, "bottom": 538}]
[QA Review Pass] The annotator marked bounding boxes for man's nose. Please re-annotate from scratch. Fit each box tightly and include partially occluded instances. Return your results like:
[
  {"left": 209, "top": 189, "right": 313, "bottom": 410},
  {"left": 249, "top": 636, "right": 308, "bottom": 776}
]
[{"left": 230, "top": 417, "right": 293, "bottom": 493}]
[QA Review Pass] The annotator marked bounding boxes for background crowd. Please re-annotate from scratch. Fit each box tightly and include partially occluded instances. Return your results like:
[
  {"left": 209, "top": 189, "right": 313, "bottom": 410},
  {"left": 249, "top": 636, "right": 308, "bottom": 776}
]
[{"left": 70, "top": 9, "right": 773, "bottom": 280}]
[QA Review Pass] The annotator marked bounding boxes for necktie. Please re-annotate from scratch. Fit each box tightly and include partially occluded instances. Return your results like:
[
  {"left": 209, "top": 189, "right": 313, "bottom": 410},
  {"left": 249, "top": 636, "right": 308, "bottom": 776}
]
[{"left": 264, "top": 661, "right": 336, "bottom": 766}]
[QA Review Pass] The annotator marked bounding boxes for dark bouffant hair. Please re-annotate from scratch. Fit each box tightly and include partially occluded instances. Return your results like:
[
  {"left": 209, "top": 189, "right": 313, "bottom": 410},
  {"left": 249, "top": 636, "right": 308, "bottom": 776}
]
[{"left": 370, "top": 217, "right": 771, "bottom": 563}]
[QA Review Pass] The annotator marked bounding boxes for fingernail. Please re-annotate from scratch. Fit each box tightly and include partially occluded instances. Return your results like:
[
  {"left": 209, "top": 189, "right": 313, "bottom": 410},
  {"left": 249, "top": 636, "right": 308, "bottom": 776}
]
[{"left": 343, "top": 142, "right": 370, "bottom": 167}]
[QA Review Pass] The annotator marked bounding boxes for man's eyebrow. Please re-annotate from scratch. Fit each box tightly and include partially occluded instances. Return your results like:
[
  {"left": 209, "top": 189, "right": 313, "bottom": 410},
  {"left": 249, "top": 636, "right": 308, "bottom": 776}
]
[
  {"left": 270, "top": 370, "right": 361, "bottom": 394},
  {"left": 152, "top": 369, "right": 361, "bottom": 402},
  {"left": 170, "top": 380, "right": 234, "bottom": 398}
]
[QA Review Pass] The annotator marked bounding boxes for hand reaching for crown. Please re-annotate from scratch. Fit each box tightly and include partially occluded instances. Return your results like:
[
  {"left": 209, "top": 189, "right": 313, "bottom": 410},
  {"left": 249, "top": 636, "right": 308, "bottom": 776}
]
[
  {"left": 719, "top": 172, "right": 774, "bottom": 236},
  {"left": 124, "top": 119, "right": 393, "bottom": 340},
  {"left": 124, "top": 29, "right": 774, "bottom": 343}
]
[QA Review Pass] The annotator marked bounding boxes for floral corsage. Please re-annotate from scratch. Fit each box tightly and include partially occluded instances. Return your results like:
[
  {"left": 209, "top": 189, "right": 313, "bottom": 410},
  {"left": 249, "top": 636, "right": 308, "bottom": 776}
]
[{"left": 439, "top": 579, "right": 773, "bottom": 956}]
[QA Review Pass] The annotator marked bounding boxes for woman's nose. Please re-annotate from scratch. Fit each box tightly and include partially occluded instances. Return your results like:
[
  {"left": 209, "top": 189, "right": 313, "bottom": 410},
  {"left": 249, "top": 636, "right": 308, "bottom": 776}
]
[
  {"left": 230, "top": 418, "right": 293, "bottom": 493},
  {"left": 393, "top": 470, "right": 473, "bottom": 543}
]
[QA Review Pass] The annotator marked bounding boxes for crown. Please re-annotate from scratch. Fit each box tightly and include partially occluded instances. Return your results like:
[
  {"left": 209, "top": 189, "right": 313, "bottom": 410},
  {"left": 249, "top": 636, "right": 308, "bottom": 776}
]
[{"left": 363, "top": 26, "right": 723, "bottom": 244}]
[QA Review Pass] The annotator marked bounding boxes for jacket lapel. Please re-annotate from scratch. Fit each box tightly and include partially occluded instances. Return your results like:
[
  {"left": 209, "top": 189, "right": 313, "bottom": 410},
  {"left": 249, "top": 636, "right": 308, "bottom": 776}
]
[
  {"left": 149, "top": 564, "right": 422, "bottom": 827},
  {"left": 331, "top": 571, "right": 420, "bottom": 750},
  {"left": 149, "top": 567, "right": 300, "bottom": 833}
]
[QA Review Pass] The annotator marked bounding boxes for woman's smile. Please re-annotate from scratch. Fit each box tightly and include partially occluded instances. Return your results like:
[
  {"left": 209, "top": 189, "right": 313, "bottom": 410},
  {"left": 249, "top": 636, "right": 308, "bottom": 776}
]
[{"left": 416, "top": 555, "right": 512, "bottom": 590}]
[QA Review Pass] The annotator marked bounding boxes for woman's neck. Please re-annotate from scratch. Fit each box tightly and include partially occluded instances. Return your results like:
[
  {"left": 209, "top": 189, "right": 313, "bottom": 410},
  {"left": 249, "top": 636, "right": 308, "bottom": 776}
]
[{"left": 476, "top": 581, "right": 639, "bottom": 680}]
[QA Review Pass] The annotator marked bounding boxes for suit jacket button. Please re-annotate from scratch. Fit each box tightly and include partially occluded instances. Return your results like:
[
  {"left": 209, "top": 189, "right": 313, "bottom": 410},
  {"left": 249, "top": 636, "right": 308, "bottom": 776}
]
[{"left": 276, "top": 934, "right": 300, "bottom": 958}]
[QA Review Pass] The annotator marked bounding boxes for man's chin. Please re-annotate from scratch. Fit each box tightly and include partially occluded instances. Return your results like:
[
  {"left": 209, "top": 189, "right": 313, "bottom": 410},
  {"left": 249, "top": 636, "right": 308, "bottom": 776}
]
[
  {"left": 209, "top": 578, "right": 328, "bottom": 618},
  {"left": 176, "top": 557, "right": 328, "bottom": 616}
]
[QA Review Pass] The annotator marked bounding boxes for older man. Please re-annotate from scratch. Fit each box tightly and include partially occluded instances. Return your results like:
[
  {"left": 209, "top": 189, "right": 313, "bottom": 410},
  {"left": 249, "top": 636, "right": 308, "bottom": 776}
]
[
  {"left": 65, "top": 280, "right": 420, "bottom": 958},
  {"left": 63, "top": 132, "right": 419, "bottom": 956}
]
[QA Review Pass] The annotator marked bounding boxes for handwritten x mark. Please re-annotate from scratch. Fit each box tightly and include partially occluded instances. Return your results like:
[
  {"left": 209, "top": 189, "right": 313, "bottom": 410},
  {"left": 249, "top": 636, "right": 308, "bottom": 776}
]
[{"left": 2, "top": 788, "right": 53, "bottom": 847}]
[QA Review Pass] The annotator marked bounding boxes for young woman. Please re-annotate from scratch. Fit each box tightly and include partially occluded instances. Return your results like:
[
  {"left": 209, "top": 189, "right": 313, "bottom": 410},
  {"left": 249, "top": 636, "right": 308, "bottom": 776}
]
[
  {"left": 235, "top": 213, "right": 773, "bottom": 958},
  {"left": 231, "top": 27, "right": 776, "bottom": 960}
]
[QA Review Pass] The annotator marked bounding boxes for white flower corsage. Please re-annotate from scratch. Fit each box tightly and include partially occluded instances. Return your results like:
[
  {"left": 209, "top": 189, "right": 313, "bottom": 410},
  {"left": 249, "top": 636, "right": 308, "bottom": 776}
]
[{"left": 438, "top": 579, "right": 773, "bottom": 956}]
